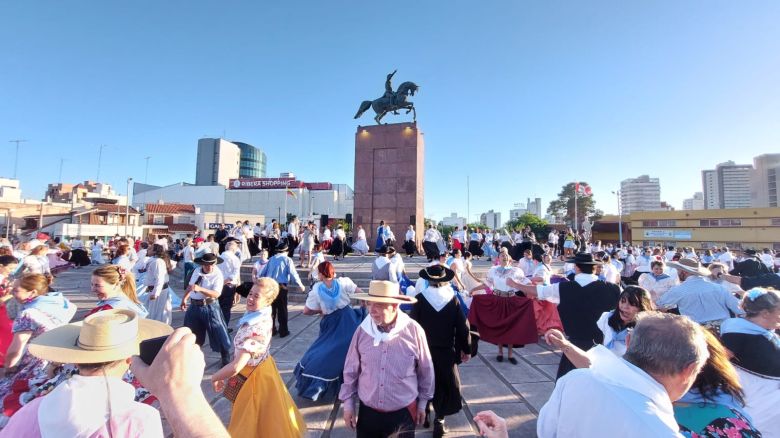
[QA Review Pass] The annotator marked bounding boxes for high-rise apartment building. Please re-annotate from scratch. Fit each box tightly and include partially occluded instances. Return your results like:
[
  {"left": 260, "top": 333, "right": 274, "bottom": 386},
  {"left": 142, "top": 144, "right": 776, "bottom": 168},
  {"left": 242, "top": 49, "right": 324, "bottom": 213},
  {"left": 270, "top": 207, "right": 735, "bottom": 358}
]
[
  {"left": 480, "top": 210, "right": 502, "bottom": 230},
  {"left": 702, "top": 170, "right": 720, "bottom": 209},
  {"left": 702, "top": 161, "right": 751, "bottom": 209},
  {"left": 195, "top": 138, "right": 241, "bottom": 187},
  {"left": 750, "top": 153, "right": 780, "bottom": 208},
  {"left": 682, "top": 192, "right": 704, "bottom": 210},
  {"left": 620, "top": 175, "right": 661, "bottom": 214},
  {"left": 233, "top": 142, "right": 267, "bottom": 178}
]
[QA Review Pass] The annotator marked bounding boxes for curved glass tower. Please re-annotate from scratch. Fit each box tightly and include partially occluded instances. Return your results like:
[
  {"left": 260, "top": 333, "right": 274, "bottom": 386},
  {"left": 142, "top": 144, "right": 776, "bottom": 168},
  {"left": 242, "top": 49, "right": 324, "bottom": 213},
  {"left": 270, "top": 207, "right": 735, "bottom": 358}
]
[{"left": 234, "top": 142, "right": 267, "bottom": 178}]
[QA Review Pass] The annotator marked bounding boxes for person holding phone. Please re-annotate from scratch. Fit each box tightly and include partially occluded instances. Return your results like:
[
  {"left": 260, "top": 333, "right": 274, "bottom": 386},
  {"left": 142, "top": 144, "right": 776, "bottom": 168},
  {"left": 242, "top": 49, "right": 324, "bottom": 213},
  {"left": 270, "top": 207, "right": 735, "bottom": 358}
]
[
  {"left": 180, "top": 253, "right": 233, "bottom": 366},
  {"left": 1, "top": 309, "right": 172, "bottom": 437},
  {"left": 211, "top": 278, "right": 305, "bottom": 437}
]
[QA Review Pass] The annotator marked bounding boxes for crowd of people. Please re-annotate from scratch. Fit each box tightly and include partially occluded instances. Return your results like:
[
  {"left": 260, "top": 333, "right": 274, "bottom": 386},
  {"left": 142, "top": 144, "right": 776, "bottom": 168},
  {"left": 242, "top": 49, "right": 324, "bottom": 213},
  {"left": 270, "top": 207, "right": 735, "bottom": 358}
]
[{"left": 0, "top": 220, "right": 778, "bottom": 437}]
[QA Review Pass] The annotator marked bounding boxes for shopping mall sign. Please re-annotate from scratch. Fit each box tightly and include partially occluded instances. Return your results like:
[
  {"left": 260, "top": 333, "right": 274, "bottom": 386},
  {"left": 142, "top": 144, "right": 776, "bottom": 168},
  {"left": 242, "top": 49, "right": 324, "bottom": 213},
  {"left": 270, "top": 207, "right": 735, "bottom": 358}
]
[
  {"left": 643, "top": 229, "right": 692, "bottom": 240},
  {"left": 229, "top": 178, "right": 305, "bottom": 190},
  {"left": 228, "top": 178, "right": 332, "bottom": 191}
]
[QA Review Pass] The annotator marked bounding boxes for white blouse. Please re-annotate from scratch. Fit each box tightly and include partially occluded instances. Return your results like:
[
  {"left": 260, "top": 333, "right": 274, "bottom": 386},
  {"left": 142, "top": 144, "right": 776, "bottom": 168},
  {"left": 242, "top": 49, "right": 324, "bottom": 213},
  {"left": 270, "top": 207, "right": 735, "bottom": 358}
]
[{"left": 305, "top": 277, "right": 358, "bottom": 314}]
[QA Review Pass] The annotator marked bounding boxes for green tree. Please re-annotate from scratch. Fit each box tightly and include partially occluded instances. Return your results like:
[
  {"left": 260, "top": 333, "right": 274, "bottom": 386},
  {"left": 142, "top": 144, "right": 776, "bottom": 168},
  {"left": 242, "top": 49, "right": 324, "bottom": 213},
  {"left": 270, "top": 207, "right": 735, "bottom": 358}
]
[
  {"left": 506, "top": 213, "right": 549, "bottom": 238},
  {"left": 547, "top": 182, "right": 603, "bottom": 228}
]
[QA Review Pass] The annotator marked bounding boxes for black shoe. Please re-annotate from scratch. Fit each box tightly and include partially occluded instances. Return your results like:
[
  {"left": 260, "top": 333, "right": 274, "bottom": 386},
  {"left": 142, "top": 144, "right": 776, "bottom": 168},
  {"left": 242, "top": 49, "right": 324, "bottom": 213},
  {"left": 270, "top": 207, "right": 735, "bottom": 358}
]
[
  {"left": 496, "top": 355, "right": 503, "bottom": 363},
  {"left": 508, "top": 357, "right": 518, "bottom": 365},
  {"left": 279, "top": 330, "right": 290, "bottom": 338},
  {"left": 433, "top": 419, "right": 447, "bottom": 438},
  {"left": 272, "top": 327, "right": 278, "bottom": 336}
]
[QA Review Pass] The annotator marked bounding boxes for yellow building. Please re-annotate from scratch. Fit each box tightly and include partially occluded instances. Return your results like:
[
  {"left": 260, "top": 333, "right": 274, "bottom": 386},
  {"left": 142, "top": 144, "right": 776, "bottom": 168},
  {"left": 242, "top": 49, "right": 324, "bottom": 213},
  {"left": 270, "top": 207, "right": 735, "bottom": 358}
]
[{"left": 629, "top": 207, "right": 780, "bottom": 251}]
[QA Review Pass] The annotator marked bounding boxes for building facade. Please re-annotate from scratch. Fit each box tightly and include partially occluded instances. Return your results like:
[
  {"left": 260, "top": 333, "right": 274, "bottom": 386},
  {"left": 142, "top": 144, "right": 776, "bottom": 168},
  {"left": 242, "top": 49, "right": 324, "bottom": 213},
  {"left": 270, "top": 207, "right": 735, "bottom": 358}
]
[
  {"left": 702, "top": 161, "right": 752, "bottom": 209},
  {"left": 682, "top": 192, "right": 705, "bottom": 210},
  {"left": 234, "top": 142, "right": 267, "bottom": 179},
  {"left": 629, "top": 207, "right": 780, "bottom": 251},
  {"left": 195, "top": 138, "right": 241, "bottom": 187},
  {"left": 750, "top": 153, "right": 780, "bottom": 208},
  {"left": 441, "top": 212, "right": 467, "bottom": 229},
  {"left": 620, "top": 175, "right": 662, "bottom": 214},
  {"left": 480, "top": 210, "right": 502, "bottom": 230}
]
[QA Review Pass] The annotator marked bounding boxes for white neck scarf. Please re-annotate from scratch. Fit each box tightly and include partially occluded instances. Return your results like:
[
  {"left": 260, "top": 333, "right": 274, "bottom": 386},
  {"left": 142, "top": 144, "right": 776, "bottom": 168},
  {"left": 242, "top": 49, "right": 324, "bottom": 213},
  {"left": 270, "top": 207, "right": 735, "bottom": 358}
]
[
  {"left": 360, "top": 310, "right": 411, "bottom": 346},
  {"left": 421, "top": 285, "right": 455, "bottom": 312}
]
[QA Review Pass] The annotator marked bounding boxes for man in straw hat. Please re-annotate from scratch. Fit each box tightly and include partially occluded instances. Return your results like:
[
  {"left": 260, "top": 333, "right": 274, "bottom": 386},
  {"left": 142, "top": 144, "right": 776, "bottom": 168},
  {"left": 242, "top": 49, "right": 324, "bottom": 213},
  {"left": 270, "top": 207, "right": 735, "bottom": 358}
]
[
  {"left": 2, "top": 309, "right": 172, "bottom": 436},
  {"left": 180, "top": 253, "right": 233, "bottom": 366},
  {"left": 339, "top": 280, "right": 434, "bottom": 438},
  {"left": 516, "top": 252, "right": 620, "bottom": 379},
  {"left": 657, "top": 257, "right": 744, "bottom": 326},
  {"left": 259, "top": 239, "right": 304, "bottom": 338}
]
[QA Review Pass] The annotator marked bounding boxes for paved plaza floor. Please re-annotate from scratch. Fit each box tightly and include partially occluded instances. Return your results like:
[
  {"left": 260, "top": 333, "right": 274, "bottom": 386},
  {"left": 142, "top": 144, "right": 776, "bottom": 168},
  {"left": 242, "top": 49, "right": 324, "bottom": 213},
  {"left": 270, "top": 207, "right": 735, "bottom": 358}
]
[{"left": 51, "top": 255, "right": 561, "bottom": 437}]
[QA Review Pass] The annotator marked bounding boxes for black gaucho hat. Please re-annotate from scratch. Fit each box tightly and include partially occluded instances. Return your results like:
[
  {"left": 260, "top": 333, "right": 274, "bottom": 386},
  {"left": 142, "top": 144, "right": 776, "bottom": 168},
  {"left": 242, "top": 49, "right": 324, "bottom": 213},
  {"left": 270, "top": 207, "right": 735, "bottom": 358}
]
[
  {"left": 418, "top": 265, "right": 456, "bottom": 283},
  {"left": 565, "top": 252, "right": 601, "bottom": 265}
]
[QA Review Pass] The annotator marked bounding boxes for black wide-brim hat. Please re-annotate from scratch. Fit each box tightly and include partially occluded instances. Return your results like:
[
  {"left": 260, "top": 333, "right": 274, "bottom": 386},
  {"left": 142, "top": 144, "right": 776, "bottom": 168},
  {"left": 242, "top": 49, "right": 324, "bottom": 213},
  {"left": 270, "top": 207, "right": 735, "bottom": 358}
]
[
  {"left": 223, "top": 237, "right": 241, "bottom": 245},
  {"left": 565, "top": 252, "right": 601, "bottom": 265},
  {"left": 377, "top": 246, "right": 396, "bottom": 255},
  {"left": 744, "top": 248, "right": 757, "bottom": 255},
  {"left": 275, "top": 240, "right": 289, "bottom": 251},
  {"left": 418, "top": 265, "right": 456, "bottom": 283},
  {"left": 194, "top": 253, "right": 224, "bottom": 265}
]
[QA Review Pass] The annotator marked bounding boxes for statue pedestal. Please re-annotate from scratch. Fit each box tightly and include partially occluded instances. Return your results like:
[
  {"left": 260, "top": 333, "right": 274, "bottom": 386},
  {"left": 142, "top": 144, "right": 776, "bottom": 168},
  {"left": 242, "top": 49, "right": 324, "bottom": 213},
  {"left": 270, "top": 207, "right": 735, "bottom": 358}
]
[{"left": 353, "top": 122, "right": 425, "bottom": 251}]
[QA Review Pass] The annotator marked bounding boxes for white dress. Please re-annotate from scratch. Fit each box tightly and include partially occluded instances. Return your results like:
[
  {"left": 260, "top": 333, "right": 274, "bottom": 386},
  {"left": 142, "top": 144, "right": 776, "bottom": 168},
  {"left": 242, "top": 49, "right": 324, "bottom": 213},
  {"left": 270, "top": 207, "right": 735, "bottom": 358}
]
[
  {"left": 141, "top": 258, "right": 172, "bottom": 324},
  {"left": 352, "top": 229, "right": 369, "bottom": 253},
  {"left": 90, "top": 242, "right": 105, "bottom": 264}
]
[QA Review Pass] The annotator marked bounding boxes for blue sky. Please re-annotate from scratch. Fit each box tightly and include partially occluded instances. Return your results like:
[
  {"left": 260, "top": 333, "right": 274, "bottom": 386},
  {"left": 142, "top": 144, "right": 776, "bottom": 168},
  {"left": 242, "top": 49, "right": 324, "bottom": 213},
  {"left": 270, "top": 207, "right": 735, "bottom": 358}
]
[{"left": 2, "top": 1, "right": 778, "bottom": 222}]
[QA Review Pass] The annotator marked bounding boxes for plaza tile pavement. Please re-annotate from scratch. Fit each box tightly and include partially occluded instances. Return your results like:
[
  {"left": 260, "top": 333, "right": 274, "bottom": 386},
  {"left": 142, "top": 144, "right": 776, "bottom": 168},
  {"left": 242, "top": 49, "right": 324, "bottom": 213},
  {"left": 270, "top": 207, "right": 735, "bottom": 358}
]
[{"left": 51, "top": 255, "right": 561, "bottom": 437}]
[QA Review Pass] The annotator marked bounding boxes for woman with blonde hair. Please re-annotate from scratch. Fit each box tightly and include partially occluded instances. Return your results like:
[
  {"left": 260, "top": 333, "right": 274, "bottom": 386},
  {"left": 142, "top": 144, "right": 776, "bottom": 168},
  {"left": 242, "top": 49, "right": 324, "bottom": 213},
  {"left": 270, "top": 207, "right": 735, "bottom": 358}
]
[
  {"left": 88, "top": 265, "right": 147, "bottom": 318},
  {"left": 212, "top": 278, "right": 305, "bottom": 437},
  {"left": 0, "top": 274, "right": 76, "bottom": 426},
  {"left": 22, "top": 245, "right": 50, "bottom": 276}
]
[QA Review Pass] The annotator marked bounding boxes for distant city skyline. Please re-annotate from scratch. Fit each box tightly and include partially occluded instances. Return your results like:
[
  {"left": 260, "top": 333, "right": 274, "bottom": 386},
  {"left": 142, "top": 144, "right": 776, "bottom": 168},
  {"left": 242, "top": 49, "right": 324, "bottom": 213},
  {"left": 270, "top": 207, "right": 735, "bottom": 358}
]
[{"left": 2, "top": 2, "right": 778, "bottom": 224}]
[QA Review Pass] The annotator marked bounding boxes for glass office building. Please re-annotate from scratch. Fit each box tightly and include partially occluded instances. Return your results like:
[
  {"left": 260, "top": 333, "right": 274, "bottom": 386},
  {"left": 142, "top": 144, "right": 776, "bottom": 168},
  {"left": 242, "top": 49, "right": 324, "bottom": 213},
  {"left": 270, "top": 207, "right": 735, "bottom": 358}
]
[{"left": 234, "top": 142, "right": 267, "bottom": 178}]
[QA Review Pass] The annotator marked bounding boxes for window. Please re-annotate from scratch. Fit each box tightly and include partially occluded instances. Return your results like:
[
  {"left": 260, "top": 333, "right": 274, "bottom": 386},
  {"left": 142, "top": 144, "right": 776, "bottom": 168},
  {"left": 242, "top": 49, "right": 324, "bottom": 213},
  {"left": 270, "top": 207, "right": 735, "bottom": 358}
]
[
  {"left": 642, "top": 220, "right": 676, "bottom": 227},
  {"left": 699, "top": 219, "right": 742, "bottom": 227},
  {"left": 772, "top": 218, "right": 780, "bottom": 226}
]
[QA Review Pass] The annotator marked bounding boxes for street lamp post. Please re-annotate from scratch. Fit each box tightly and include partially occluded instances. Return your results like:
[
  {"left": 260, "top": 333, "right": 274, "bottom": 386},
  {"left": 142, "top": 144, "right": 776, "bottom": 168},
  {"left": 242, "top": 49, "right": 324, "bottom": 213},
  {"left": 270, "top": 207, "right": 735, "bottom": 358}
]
[
  {"left": 125, "top": 178, "right": 133, "bottom": 237},
  {"left": 96, "top": 144, "right": 108, "bottom": 181},
  {"left": 8, "top": 139, "right": 27, "bottom": 179},
  {"left": 612, "top": 190, "right": 623, "bottom": 245}
]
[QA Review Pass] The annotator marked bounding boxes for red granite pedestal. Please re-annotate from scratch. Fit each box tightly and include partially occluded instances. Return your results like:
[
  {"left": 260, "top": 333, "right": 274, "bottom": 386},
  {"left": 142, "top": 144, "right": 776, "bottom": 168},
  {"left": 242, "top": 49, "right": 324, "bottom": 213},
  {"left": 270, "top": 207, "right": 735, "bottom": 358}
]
[{"left": 353, "top": 122, "right": 425, "bottom": 251}]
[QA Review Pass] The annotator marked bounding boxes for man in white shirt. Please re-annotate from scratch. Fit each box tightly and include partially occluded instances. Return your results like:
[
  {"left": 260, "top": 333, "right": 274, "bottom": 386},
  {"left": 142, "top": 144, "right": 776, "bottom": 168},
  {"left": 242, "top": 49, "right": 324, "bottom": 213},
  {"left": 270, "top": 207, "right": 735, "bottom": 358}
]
[
  {"left": 180, "top": 253, "right": 233, "bottom": 366},
  {"left": 154, "top": 235, "right": 169, "bottom": 251},
  {"left": 717, "top": 247, "right": 734, "bottom": 271},
  {"left": 537, "top": 312, "right": 709, "bottom": 437},
  {"left": 218, "top": 240, "right": 243, "bottom": 330},
  {"left": 760, "top": 248, "right": 775, "bottom": 271}
]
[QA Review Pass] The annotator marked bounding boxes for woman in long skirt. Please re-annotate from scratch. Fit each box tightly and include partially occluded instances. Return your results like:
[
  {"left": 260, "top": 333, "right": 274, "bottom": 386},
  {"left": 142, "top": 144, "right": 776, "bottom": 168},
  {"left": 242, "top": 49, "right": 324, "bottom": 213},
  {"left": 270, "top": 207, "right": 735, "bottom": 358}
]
[
  {"left": 409, "top": 265, "right": 471, "bottom": 438},
  {"left": 212, "top": 278, "right": 306, "bottom": 437},
  {"left": 90, "top": 239, "right": 105, "bottom": 265},
  {"left": 141, "top": 244, "right": 173, "bottom": 325},
  {"left": 350, "top": 225, "right": 369, "bottom": 256},
  {"left": 403, "top": 225, "right": 416, "bottom": 258},
  {"left": 295, "top": 262, "right": 364, "bottom": 401},
  {"left": 330, "top": 225, "right": 347, "bottom": 260}
]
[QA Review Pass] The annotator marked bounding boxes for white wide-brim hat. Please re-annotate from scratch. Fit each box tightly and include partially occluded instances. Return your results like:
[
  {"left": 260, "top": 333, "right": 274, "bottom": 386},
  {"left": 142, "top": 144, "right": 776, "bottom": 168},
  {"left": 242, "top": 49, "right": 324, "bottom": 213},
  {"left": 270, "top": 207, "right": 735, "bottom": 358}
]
[
  {"left": 667, "top": 258, "right": 710, "bottom": 276},
  {"left": 353, "top": 280, "right": 417, "bottom": 304},
  {"left": 29, "top": 309, "right": 173, "bottom": 364}
]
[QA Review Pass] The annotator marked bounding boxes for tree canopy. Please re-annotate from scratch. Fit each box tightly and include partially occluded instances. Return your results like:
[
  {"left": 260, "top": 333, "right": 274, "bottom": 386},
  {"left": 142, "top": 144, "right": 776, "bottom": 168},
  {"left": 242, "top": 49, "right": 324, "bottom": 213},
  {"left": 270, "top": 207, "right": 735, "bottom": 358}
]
[
  {"left": 546, "top": 182, "right": 603, "bottom": 228},
  {"left": 506, "top": 213, "right": 549, "bottom": 238}
]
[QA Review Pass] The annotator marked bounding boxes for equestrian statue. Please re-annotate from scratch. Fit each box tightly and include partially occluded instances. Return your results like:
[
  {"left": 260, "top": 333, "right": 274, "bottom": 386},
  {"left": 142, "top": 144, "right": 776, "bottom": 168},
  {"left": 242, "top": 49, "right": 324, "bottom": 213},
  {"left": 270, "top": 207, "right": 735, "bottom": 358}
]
[{"left": 354, "top": 70, "right": 419, "bottom": 124}]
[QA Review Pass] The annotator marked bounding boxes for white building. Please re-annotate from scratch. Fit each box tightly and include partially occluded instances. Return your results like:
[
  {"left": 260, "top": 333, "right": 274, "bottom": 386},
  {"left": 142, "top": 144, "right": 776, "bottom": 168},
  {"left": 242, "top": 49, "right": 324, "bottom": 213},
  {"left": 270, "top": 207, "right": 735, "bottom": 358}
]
[
  {"left": 480, "top": 210, "right": 502, "bottom": 230},
  {"left": 702, "top": 170, "right": 720, "bottom": 209},
  {"left": 441, "top": 212, "right": 466, "bottom": 229},
  {"left": 620, "top": 175, "right": 662, "bottom": 214},
  {"left": 750, "top": 153, "right": 780, "bottom": 208},
  {"left": 0, "top": 178, "right": 21, "bottom": 203},
  {"left": 702, "top": 161, "right": 752, "bottom": 209},
  {"left": 195, "top": 138, "right": 241, "bottom": 187},
  {"left": 526, "top": 198, "right": 543, "bottom": 218},
  {"left": 682, "top": 192, "right": 705, "bottom": 210},
  {"left": 133, "top": 182, "right": 226, "bottom": 212},
  {"left": 224, "top": 178, "right": 353, "bottom": 222},
  {"left": 509, "top": 204, "right": 527, "bottom": 220}
]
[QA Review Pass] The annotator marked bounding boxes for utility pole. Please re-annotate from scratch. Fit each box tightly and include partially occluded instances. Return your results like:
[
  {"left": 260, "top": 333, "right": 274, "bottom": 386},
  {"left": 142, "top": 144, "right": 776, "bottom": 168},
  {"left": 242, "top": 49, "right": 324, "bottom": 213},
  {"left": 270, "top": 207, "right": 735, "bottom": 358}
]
[
  {"left": 58, "top": 158, "right": 65, "bottom": 182},
  {"left": 125, "top": 178, "right": 133, "bottom": 237},
  {"left": 144, "top": 156, "right": 151, "bottom": 183},
  {"left": 466, "top": 175, "right": 470, "bottom": 227},
  {"left": 8, "top": 139, "right": 27, "bottom": 179},
  {"left": 96, "top": 144, "right": 108, "bottom": 181}
]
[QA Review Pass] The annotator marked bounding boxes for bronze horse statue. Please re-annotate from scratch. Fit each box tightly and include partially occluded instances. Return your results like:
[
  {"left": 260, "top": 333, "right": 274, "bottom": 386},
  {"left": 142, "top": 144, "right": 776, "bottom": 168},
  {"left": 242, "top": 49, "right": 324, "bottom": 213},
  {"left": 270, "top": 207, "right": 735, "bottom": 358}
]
[{"left": 354, "top": 80, "right": 419, "bottom": 124}]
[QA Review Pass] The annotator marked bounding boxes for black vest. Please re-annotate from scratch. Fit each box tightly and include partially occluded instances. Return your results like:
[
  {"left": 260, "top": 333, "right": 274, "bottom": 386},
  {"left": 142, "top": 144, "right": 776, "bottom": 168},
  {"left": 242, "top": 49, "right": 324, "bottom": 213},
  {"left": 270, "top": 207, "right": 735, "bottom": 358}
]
[{"left": 557, "top": 280, "right": 620, "bottom": 346}]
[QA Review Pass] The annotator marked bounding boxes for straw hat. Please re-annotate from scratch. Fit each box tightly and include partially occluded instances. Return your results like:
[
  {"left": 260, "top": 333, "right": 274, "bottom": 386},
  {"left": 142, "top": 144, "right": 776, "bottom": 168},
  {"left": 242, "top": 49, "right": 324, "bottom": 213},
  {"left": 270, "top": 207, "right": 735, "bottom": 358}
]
[
  {"left": 667, "top": 258, "right": 710, "bottom": 276},
  {"left": 353, "top": 280, "right": 417, "bottom": 304},
  {"left": 28, "top": 309, "right": 173, "bottom": 364}
]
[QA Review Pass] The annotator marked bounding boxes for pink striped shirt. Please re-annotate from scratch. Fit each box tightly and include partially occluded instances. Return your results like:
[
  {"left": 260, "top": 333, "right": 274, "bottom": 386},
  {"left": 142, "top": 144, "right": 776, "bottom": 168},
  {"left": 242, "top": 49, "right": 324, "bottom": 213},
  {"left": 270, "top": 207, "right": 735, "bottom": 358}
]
[{"left": 338, "top": 318, "right": 434, "bottom": 413}]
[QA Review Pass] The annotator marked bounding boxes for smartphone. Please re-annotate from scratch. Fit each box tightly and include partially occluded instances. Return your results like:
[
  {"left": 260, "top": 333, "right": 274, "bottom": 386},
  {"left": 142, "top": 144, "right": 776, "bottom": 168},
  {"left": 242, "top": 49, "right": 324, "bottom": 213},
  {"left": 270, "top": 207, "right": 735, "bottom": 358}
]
[{"left": 139, "top": 335, "right": 169, "bottom": 365}]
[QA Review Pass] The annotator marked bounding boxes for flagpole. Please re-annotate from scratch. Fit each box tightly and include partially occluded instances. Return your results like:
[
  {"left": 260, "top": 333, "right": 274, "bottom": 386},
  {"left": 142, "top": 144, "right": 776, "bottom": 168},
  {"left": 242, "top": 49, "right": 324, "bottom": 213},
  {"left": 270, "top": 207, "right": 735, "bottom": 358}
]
[
  {"left": 283, "top": 180, "right": 289, "bottom": 224},
  {"left": 574, "top": 182, "right": 578, "bottom": 233}
]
